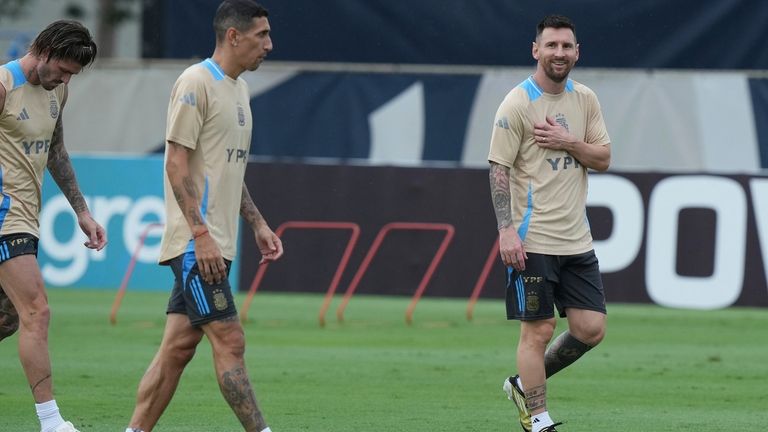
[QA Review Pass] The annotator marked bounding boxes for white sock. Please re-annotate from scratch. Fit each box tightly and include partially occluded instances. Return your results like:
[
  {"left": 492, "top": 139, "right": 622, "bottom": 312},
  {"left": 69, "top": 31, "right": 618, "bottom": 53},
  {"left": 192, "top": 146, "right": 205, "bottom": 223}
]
[
  {"left": 532, "top": 411, "right": 554, "bottom": 432},
  {"left": 261, "top": 428, "right": 272, "bottom": 432},
  {"left": 125, "top": 429, "right": 145, "bottom": 432},
  {"left": 36, "top": 400, "right": 65, "bottom": 432}
]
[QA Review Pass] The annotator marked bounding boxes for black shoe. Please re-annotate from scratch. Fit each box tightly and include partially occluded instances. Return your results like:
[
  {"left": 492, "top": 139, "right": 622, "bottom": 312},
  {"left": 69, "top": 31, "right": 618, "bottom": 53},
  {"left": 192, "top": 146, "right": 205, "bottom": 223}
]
[{"left": 539, "top": 422, "right": 563, "bottom": 432}]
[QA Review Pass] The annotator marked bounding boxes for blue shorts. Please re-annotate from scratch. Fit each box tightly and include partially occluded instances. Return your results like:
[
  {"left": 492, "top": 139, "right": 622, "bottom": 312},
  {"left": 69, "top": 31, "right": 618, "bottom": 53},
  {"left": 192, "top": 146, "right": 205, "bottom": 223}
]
[
  {"left": 505, "top": 250, "right": 606, "bottom": 320},
  {"left": 166, "top": 252, "right": 237, "bottom": 326},
  {"left": 0, "top": 233, "right": 38, "bottom": 264}
]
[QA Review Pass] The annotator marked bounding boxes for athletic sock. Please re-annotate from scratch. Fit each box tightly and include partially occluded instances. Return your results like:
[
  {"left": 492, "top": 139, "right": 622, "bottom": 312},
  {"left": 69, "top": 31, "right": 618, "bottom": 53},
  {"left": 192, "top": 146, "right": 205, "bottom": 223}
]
[
  {"left": 125, "top": 428, "right": 145, "bottom": 432},
  {"left": 261, "top": 428, "right": 272, "bottom": 432},
  {"left": 531, "top": 411, "right": 554, "bottom": 432},
  {"left": 36, "top": 400, "right": 65, "bottom": 432}
]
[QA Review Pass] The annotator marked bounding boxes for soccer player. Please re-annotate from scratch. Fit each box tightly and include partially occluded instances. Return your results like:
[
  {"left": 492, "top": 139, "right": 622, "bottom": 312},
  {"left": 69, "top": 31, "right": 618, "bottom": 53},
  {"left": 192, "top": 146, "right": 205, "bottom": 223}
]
[
  {"left": 0, "top": 20, "right": 106, "bottom": 432},
  {"left": 488, "top": 15, "right": 611, "bottom": 432},
  {"left": 124, "top": 1, "right": 282, "bottom": 431}
]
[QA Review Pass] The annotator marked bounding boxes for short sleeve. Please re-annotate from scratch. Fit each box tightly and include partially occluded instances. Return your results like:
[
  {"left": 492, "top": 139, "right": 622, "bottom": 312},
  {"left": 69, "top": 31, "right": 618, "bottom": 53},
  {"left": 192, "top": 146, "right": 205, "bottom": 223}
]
[
  {"left": 165, "top": 72, "right": 207, "bottom": 149},
  {"left": 584, "top": 90, "right": 611, "bottom": 146},
  {"left": 488, "top": 94, "right": 525, "bottom": 167}
]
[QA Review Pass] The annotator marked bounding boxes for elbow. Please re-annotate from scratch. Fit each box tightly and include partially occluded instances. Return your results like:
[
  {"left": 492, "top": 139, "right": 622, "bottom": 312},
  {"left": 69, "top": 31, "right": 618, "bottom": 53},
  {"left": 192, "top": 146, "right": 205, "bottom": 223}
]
[{"left": 593, "top": 160, "right": 610, "bottom": 172}]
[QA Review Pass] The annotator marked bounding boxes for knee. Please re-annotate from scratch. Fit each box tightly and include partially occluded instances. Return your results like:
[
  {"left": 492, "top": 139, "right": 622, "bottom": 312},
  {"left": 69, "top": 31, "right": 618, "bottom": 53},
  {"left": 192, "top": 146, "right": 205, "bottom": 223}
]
[
  {"left": 163, "top": 340, "right": 199, "bottom": 367},
  {"left": 19, "top": 302, "right": 50, "bottom": 334},
  {"left": 572, "top": 321, "right": 606, "bottom": 347},
  {"left": 0, "top": 312, "right": 19, "bottom": 341},
  {"left": 213, "top": 327, "right": 246, "bottom": 358},
  {"left": 521, "top": 319, "right": 557, "bottom": 348}
]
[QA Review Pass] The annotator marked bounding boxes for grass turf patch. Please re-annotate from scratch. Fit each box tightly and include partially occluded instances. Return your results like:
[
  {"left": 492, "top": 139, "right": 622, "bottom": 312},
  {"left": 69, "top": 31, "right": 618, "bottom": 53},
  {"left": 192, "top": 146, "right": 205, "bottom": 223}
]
[{"left": 1, "top": 289, "right": 766, "bottom": 431}]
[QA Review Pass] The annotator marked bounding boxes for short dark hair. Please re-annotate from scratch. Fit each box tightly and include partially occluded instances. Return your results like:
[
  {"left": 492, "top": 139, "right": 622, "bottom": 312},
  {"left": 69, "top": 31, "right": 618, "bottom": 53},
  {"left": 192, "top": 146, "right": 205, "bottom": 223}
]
[
  {"left": 213, "top": 0, "right": 269, "bottom": 42},
  {"left": 536, "top": 15, "right": 576, "bottom": 42},
  {"left": 29, "top": 20, "right": 97, "bottom": 67}
]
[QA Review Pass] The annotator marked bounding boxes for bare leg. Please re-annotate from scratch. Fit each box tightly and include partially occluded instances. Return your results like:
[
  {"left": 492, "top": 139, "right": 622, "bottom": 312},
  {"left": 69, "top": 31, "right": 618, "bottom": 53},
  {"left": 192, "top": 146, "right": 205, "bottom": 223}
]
[
  {"left": 0, "top": 286, "right": 19, "bottom": 341},
  {"left": 0, "top": 255, "right": 54, "bottom": 402},
  {"left": 517, "top": 318, "right": 556, "bottom": 416},
  {"left": 128, "top": 313, "right": 203, "bottom": 432},
  {"left": 564, "top": 308, "right": 605, "bottom": 347},
  {"left": 203, "top": 316, "right": 267, "bottom": 432},
  {"left": 544, "top": 309, "right": 605, "bottom": 377}
]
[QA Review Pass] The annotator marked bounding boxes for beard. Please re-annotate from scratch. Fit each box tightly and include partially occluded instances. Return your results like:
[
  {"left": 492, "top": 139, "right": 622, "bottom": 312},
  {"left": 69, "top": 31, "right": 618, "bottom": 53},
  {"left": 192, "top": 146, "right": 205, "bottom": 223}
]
[
  {"left": 37, "top": 64, "right": 61, "bottom": 90},
  {"left": 543, "top": 61, "right": 573, "bottom": 83}
]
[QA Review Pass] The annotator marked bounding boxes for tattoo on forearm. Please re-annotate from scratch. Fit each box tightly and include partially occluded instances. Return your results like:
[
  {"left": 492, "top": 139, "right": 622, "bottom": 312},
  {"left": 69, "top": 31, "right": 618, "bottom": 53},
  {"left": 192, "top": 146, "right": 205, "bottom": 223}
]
[
  {"left": 525, "top": 383, "right": 547, "bottom": 412},
  {"left": 490, "top": 163, "right": 513, "bottom": 230},
  {"left": 30, "top": 374, "right": 52, "bottom": 395},
  {"left": 220, "top": 366, "right": 267, "bottom": 431},
  {"left": 47, "top": 117, "right": 87, "bottom": 213},
  {"left": 171, "top": 175, "right": 204, "bottom": 227},
  {"left": 240, "top": 185, "right": 265, "bottom": 228}
]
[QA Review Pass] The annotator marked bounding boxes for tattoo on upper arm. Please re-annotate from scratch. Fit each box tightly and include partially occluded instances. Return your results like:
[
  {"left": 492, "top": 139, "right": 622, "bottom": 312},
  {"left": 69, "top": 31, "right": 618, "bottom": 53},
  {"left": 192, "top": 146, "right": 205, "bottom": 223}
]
[
  {"left": 47, "top": 117, "right": 87, "bottom": 213},
  {"left": 220, "top": 366, "right": 267, "bottom": 430},
  {"left": 525, "top": 383, "right": 547, "bottom": 412},
  {"left": 489, "top": 163, "right": 513, "bottom": 230}
]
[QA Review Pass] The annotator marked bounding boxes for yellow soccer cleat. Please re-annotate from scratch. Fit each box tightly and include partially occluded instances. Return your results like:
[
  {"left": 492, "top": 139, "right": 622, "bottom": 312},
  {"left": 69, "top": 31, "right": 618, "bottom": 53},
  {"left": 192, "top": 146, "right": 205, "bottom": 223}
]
[{"left": 503, "top": 375, "right": 532, "bottom": 432}]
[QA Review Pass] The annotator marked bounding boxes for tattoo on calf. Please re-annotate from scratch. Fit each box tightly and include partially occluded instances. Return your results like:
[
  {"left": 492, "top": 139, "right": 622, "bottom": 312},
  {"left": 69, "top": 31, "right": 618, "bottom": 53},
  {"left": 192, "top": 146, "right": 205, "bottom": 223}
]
[
  {"left": 31, "top": 374, "right": 52, "bottom": 394},
  {"left": 221, "top": 366, "right": 267, "bottom": 431},
  {"left": 0, "top": 290, "right": 19, "bottom": 340},
  {"left": 525, "top": 383, "right": 547, "bottom": 412}
]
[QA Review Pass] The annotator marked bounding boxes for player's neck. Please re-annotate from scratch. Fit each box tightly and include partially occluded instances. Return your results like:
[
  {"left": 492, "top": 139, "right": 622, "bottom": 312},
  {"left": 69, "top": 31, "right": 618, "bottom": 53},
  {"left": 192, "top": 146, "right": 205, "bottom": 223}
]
[
  {"left": 210, "top": 51, "right": 243, "bottom": 80},
  {"left": 18, "top": 54, "right": 41, "bottom": 85},
  {"left": 532, "top": 70, "right": 567, "bottom": 95}
]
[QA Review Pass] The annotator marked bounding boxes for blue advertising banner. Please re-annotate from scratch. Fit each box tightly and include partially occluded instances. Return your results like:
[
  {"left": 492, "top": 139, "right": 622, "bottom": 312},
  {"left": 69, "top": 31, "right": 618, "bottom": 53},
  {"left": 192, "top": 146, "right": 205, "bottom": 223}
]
[{"left": 39, "top": 155, "right": 168, "bottom": 290}]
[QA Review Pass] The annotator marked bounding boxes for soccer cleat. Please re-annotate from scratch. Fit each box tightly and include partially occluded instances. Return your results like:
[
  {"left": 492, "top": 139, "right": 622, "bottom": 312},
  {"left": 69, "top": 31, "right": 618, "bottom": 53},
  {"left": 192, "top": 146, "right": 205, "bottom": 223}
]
[
  {"left": 503, "top": 375, "right": 532, "bottom": 432},
  {"left": 538, "top": 422, "right": 563, "bottom": 432},
  {"left": 52, "top": 421, "right": 81, "bottom": 432}
]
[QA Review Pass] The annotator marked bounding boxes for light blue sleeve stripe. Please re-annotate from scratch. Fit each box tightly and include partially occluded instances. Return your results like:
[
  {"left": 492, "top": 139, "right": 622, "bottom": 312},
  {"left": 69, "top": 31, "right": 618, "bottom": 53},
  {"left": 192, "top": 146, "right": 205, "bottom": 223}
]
[
  {"left": 517, "top": 182, "right": 534, "bottom": 240},
  {"left": 518, "top": 76, "right": 543, "bottom": 102},
  {"left": 202, "top": 58, "right": 225, "bottom": 81},
  {"left": 2, "top": 60, "right": 27, "bottom": 89}
]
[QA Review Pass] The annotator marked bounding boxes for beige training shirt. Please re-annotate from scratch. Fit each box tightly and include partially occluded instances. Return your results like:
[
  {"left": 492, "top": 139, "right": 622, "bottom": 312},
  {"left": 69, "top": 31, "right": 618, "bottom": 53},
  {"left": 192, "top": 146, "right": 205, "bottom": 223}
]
[
  {"left": 158, "top": 58, "right": 252, "bottom": 263},
  {"left": 0, "top": 60, "right": 66, "bottom": 237},
  {"left": 488, "top": 76, "right": 610, "bottom": 255}
]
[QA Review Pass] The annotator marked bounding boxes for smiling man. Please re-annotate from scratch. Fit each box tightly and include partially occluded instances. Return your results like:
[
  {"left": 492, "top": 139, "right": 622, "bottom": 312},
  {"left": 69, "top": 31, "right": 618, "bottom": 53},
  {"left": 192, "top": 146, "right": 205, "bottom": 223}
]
[
  {"left": 488, "top": 15, "right": 612, "bottom": 432},
  {"left": 124, "top": 1, "right": 283, "bottom": 432},
  {"left": 0, "top": 20, "right": 107, "bottom": 432}
]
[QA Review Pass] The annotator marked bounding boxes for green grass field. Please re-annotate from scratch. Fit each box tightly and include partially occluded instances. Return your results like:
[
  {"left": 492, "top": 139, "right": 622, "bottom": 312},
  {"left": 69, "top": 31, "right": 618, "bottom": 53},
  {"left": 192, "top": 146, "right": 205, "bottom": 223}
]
[{"left": 1, "top": 289, "right": 766, "bottom": 431}]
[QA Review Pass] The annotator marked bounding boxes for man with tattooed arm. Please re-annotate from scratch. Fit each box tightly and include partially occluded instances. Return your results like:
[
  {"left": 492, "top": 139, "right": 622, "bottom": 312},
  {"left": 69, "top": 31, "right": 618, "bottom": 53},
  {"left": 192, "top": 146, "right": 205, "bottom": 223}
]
[
  {"left": 124, "top": 1, "right": 283, "bottom": 431},
  {"left": 488, "top": 14, "right": 611, "bottom": 432},
  {"left": 0, "top": 20, "right": 107, "bottom": 432}
]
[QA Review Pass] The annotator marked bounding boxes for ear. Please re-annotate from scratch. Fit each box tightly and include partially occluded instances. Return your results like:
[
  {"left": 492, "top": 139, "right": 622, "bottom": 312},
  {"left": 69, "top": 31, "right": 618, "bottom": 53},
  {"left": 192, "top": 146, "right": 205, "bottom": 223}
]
[
  {"left": 532, "top": 41, "right": 539, "bottom": 61},
  {"left": 226, "top": 27, "right": 239, "bottom": 47}
]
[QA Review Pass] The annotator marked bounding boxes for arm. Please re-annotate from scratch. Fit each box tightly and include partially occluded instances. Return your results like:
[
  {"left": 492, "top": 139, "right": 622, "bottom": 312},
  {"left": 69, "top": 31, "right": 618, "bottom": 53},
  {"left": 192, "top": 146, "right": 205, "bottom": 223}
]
[
  {"left": 489, "top": 161, "right": 527, "bottom": 270},
  {"left": 0, "top": 82, "right": 5, "bottom": 116},
  {"left": 241, "top": 183, "right": 283, "bottom": 263},
  {"left": 165, "top": 141, "right": 226, "bottom": 283},
  {"left": 47, "top": 111, "right": 107, "bottom": 251},
  {"left": 534, "top": 116, "right": 611, "bottom": 171}
]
